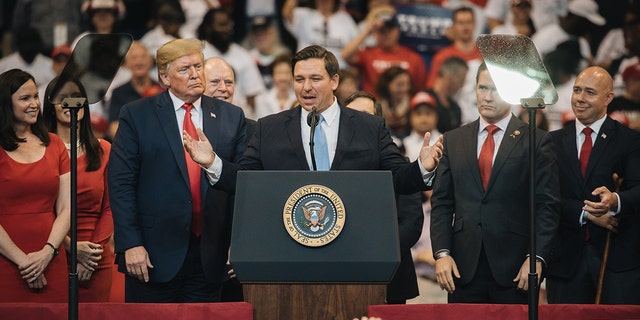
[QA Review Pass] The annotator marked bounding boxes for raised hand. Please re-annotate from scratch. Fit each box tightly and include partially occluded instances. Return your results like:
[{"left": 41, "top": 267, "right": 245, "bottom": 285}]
[
  {"left": 183, "top": 128, "right": 215, "bottom": 168},
  {"left": 419, "top": 132, "right": 444, "bottom": 172}
]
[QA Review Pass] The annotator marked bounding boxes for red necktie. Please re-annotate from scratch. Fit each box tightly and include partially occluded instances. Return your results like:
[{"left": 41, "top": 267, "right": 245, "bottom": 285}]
[
  {"left": 579, "top": 127, "right": 593, "bottom": 177},
  {"left": 182, "top": 103, "right": 202, "bottom": 236},
  {"left": 479, "top": 124, "right": 500, "bottom": 191}
]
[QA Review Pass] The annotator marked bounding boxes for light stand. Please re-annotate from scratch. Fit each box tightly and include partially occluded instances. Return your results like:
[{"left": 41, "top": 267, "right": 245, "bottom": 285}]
[
  {"left": 521, "top": 97, "right": 545, "bottom": 320},
  {"left": 476, "top": 34, "right": 558, "bottom": 320},
  {"left": 61, "top": 97, "right": 86, "bottom": 320}
]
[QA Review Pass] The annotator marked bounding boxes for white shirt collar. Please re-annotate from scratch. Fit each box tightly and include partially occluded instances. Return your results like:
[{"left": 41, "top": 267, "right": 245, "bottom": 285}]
[
  {"left": 575, "top": 114, "right": 607, "bottom": 137},
  {"left": 301, "top": 97, "right": 340, "bottom": 127},
  {"left": 478, "top": 113, "right": 513, "bottom": 134},
  {"left": 168, "top": 90, "right": 202, "bottom": 112}
]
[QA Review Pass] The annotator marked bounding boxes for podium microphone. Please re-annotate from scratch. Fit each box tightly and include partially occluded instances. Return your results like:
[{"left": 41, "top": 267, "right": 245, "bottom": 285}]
[{"left": 307, "top": 106, "right": 319, "bottom": 171}]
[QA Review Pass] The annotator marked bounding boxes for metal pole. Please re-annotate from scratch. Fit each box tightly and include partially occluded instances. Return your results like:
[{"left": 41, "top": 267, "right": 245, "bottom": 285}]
[
  {"left": 62, "top": 98, "right": 84, "bottom": 320},
  {"left": 522, "top": 98, "right": 544, "bottom": 320}
]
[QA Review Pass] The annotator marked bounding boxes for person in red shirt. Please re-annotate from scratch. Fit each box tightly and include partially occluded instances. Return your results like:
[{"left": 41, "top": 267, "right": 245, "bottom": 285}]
[
  {"left": 425, "top": 7, "right": 482, "bottom": 89},
  {"left": 342, "top": 6, "right": 427, "bottom": 95}
]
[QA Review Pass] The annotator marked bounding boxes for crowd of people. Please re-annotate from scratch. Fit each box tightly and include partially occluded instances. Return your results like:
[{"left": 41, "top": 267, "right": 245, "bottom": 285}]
[{"left": 1, "top": 0, "right": 639, "bottom": 307}]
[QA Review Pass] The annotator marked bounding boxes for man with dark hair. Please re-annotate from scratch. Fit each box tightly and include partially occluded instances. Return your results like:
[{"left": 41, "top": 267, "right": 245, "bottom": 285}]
[
  {"left": 184, "top": 44, "right": 443, "bottom": 202},
  {"left": 431, "top": 63, "right": 559, "bottom": 304}
]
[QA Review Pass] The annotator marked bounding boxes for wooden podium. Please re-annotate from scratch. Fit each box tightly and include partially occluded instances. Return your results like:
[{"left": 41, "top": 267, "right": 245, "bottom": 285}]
[
  {"left": 244, "top": 283, "right": 385, "bottom": 320},
  {"left": 231, "top": 171, "right": 401, "bottom": 320}
]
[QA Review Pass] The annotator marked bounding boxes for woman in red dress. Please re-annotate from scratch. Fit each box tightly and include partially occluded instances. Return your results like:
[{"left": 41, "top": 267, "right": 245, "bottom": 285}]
[
  {"left": 43, "top": 76, "right": 114, "bottom": 302},
  {"left": 0, "top": 69, "right": 71, "bottom": 302}
]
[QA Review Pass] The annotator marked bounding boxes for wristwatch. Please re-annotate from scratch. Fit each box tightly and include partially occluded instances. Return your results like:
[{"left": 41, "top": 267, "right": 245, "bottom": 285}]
[{"left": 45, "top": 242, "right": 59, "bottom": 257}]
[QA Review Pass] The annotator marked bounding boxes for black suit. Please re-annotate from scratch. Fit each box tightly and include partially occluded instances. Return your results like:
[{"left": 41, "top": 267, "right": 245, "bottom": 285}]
[
  {"left": 215, "top": 104, "right": 430, "bottom": 302},
  {"left": 386, "top": 193, "right": 423, "bottom": 303},
  {"left": 547, "top": 117, "right": 640, "bottom": 304},
  {"left": 430, "top": 116, "right": 560, "bottom": 303},
  {"left": 217, "top": 105, "right": 428, "bottom": 194}
]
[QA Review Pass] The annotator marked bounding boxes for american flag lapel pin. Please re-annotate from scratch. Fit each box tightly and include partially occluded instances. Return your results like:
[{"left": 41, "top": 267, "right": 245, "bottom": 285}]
[
  {"left": 601, "top": 133, "right": 607, "bottom": 139},
  {"left": 210, "top": 112, "right": 216, "bottom": 118}
]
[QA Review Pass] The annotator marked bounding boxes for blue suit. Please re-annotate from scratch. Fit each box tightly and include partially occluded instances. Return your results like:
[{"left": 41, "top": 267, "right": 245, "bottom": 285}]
[{"left": 108, "top": 91, "right": 247, "bottom": 285}]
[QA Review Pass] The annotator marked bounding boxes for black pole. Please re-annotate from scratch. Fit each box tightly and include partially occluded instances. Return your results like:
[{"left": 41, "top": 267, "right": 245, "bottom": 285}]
[
  {"left": 522, "top": 98, "right": 544, "bottom": 320},
  {"left": 62, "top": 98, "right": 84, "bottom": 320}
]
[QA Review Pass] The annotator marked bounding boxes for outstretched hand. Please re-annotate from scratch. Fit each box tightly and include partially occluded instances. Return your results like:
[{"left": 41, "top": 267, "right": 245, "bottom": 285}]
[
  {"left": 419, "top": 132, "right": 443, "bottom": 172},
  {"left": 183, "top": 128, "right": 215, "bottom": 168}
]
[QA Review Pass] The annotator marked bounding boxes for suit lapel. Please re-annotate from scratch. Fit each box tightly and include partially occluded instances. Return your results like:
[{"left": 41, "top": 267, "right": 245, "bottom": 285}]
[
  {"left": 560, "top": 123, "right": 583, "bottom": 182},
  {"left": 332, "top": 107, "right": 356, "bottom": 169},
  {"left": 285, "top": 107, "right": 310, "bottom": 170},
  {"left": 201, "top": 99, "right": 220, "bottom": 200},
  {"left": 486, "top": 117, "right": 526, "bottom": 193},
  {"left": 461, "top": 120, "right": 484, "bottom": 193},
  {"left": 586, "top": 117, "right": 615, "bottom": 180},
  {"left": 155, "top": 92, "right": 190, "bottom": 188},
  {"left": 201, "top": 99, "right": 220, "bottom": 151}
]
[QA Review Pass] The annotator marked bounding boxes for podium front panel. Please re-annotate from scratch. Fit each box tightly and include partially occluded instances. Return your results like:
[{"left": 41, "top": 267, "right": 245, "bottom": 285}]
[{"left": 230, "top": 171, "right": 401, "bottom": 283}]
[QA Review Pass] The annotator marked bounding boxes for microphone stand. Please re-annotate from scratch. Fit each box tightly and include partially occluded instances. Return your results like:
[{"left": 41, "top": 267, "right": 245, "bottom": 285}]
[
  {"left": 307, "top": 107, "right": 319, "bottom": 171},
  {"left": 521, "top": 97, "right": 545, "bottom": 320},
  {"left": 61, "top": 97, "right": 86, "bottom": 320}
]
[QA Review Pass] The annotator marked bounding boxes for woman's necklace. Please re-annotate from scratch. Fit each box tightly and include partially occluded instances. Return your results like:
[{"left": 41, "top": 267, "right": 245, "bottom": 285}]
[{"left": 64, "top": 139, "right": 82, "bottom": 151}]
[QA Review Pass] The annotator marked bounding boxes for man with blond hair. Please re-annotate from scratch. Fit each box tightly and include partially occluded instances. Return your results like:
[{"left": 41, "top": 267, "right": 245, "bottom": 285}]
[{"left": 109, "top": 38, "right": 248, "bottom": 302}]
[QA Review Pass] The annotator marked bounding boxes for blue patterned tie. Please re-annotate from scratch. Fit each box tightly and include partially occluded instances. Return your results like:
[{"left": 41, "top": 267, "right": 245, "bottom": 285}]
[{"left": 314, "top": 114, "right": 330, "bottom": 170}]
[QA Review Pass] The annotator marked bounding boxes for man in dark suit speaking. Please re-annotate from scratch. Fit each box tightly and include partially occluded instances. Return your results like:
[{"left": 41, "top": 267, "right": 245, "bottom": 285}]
[
  {"left": 184, "top": 45, "right": 443, "bottom": 197},
  {"left": 108, "top": 38, "right": 248, "bottom": 302},
  {"left": 430, "top": 63, "right": 560, "bottom": 303}
]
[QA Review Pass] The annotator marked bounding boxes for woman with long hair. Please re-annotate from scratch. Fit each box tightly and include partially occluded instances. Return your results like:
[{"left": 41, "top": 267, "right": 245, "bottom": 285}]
[
  {"left": 0, "top": 69, "right": 70, "bottom": 302},
  {"left": 42, "top": 75, "right": 114, "bottom": 302}
]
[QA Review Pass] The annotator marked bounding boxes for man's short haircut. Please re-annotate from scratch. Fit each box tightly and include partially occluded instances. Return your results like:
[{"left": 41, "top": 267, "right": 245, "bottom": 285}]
[
  {"left": 438, "top": 56, "right": 468, "bottom": 77},
  {"left": 453, "top": 6, "right": 475, "bottom": 22},
  {"left": 291, "top": 45, "right": 339, "bottom": 78},
  {"left": 344, "top": 90, "right": 382, "bottom": 116},
  {"left": 156, "top": 38, "right": 204, "bottom": 77},
  {"left": 476, "top": 61, "right": 488, "bottom": 83}
]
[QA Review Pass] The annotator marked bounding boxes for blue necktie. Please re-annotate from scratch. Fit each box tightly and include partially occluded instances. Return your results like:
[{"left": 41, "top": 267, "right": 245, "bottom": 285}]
[{"left": 314, "top": 114, "right": 330, "bottom": 171}]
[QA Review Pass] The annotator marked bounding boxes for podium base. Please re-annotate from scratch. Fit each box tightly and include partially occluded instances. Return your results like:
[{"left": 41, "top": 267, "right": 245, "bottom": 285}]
[{"left": 244, "top": 283, "right": 386, "bottom": 320}]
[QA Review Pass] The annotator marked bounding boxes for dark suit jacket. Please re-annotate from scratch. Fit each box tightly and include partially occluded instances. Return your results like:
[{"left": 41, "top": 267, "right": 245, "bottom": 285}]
[
  {"left": 548, "top": 117, "right": 640, "bottom": 277},
  {"left": 108, "top": 92, "right": 247, "bottom": 283},
  {"left": 387, "top": 192, "right": 423, "bottom": 301},
  {"left": 217, "top": 105, "right": 428, "bottom": 195},
  {"left": 430, "top": 116, "right": 560, "bottom": 287}
]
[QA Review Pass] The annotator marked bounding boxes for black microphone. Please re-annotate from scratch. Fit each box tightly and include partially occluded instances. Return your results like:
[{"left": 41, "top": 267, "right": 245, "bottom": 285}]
[{"left": 307, "top": 107, "right": 319, "bottom": 171}]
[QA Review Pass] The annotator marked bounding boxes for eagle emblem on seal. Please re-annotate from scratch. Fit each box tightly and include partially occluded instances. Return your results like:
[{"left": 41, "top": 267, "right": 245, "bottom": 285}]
[{"left": 302, "top": 201, "right": 328, "bottom": 232}]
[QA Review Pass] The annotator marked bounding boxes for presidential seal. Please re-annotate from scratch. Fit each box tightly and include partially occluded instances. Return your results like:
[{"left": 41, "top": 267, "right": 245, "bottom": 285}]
[{"left": 283, "top": 184, "right": 346, "bottom": 247}]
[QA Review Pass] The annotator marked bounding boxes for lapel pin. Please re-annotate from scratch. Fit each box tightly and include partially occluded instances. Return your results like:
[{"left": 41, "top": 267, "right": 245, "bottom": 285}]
[
  {"left": 210, "top": 112, "right": 216, "bottom": 118},
  {"left": 601, "top": 133, "right": 606, "bottom": 139},
  {"left": 510, "top": 130, "right": 520, "bottom": 138}
]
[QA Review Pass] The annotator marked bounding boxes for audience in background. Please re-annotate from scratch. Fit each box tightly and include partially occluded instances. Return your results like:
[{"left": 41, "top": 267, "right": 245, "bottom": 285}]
[
  {"left": 108, "top": 41, "right": 164, "bottom": 138},
  {"left": 342, "top": 7, "right": 427, "bottom": 96},
  {"left": 427, "top": 56, "right": 468, "bottom": 134},
  {"left": 254, "top": 53, "right": 296, "bottom": 119},
  {"left": 282, "top": 0, "right": 359, "bottom": 68},
  {"left": 335, "top": 68, "right": 359, "bottom": 106},
  {"left": 608, "top": 62, "right": 640, "bottom": 131},
  {"left": 247, "top": 15, "right": 290, "bottom": 90},
  {"left": 376, "top": 66, "right": 413, "bottom": 141},
  {"left": 427, "top": 7, "right": 483, "bottom": 125},
  {"left": 0, "top": 28, "right": 56, "bottom": 102},
  {"left": 140, "top": 1, "right": 186, "bottom": 57},
  {"left": 199, "top": 7, "right": 266, "bottom": 119}
]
